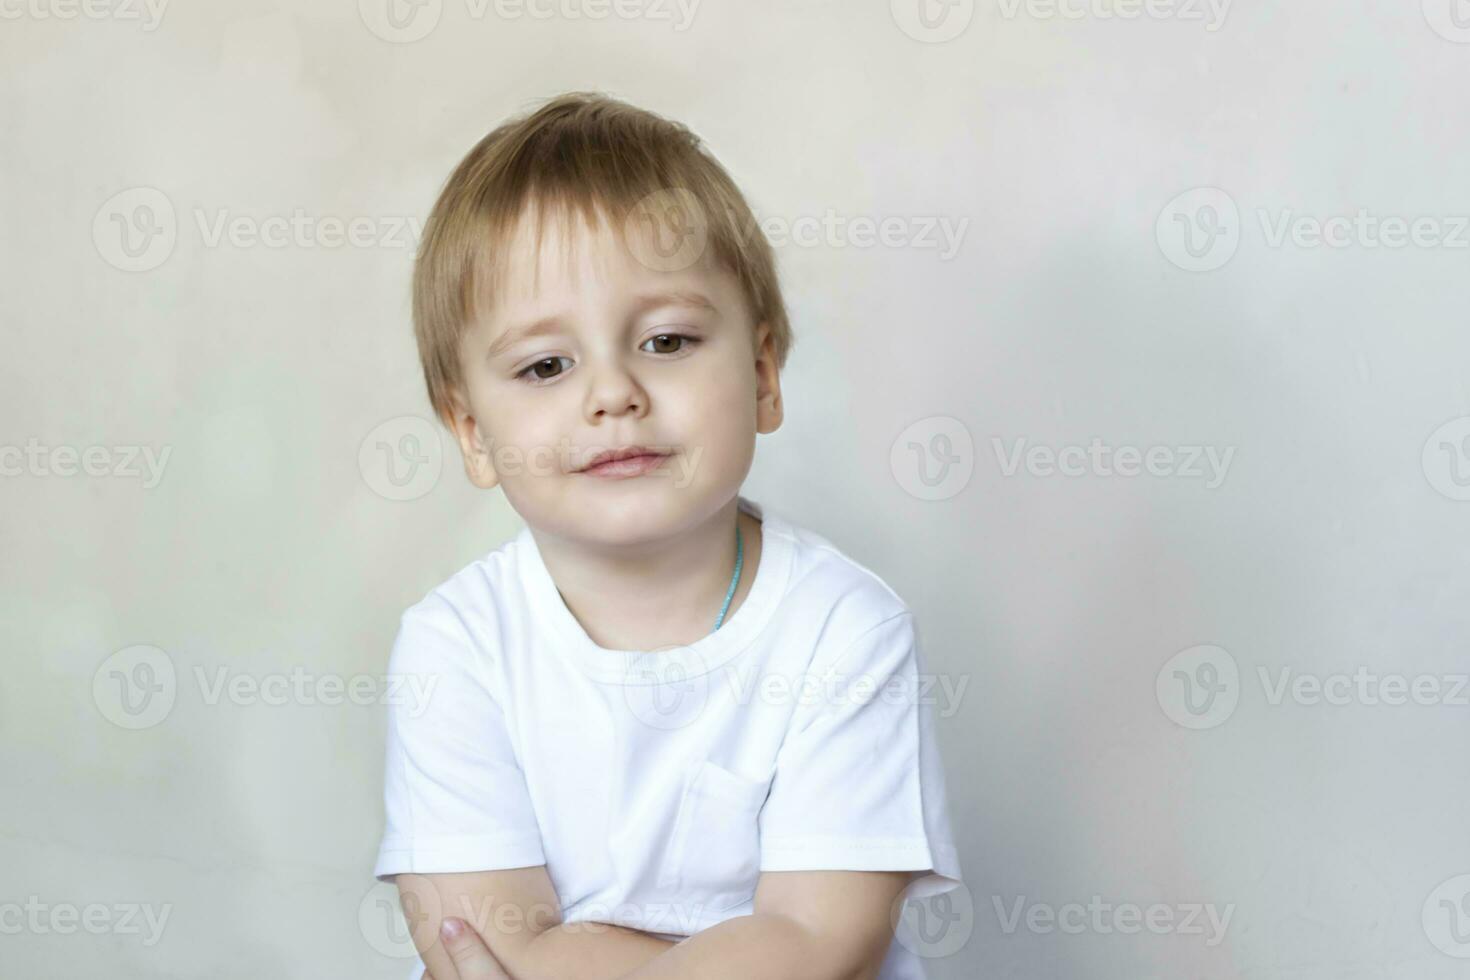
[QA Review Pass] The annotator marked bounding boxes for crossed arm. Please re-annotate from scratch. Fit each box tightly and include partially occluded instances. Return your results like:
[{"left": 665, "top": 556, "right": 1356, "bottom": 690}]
[{"left": 398, "top": 865, "right": 912, "bottom": 980}]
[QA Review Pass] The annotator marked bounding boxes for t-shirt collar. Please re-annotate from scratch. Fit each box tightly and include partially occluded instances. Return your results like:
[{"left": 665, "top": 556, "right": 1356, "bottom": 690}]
[{"left": 516, "top": 495, "right": 793, "bottom": 685}]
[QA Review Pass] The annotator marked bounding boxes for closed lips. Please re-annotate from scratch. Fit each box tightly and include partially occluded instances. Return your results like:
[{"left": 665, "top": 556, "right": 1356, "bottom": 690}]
[{"left": 580, "top": 447, "right": 669, "bottom": 471}]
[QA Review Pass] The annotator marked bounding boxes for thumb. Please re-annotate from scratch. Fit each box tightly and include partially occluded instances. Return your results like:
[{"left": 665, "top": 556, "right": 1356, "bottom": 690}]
[{"left": 439, "top": 916, "right": 511, "bottom": 980}]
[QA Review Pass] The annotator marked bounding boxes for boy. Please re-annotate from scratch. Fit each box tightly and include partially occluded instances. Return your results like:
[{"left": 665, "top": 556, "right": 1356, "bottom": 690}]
[{"left": 373, "top": 91, "right": 963, "bottom": 980}]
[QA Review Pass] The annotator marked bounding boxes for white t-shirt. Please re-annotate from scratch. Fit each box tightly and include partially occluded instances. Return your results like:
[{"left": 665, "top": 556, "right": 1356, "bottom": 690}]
[{"left": 374, "top": 495, "right": 964, "bottom": 980}]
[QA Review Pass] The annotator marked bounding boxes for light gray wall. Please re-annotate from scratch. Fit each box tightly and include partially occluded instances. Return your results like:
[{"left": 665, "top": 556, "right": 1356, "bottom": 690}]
[{"left": 3, "top": 2, "right": 1469, "bottom": 978}]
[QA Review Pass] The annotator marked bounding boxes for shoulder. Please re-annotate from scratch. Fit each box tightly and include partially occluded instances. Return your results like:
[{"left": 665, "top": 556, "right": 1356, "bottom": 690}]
[
  {"left": 776, "top": 512, "right": 913, "bottom": 622},
  {"left": 767, "top": 509, "right": 918, "bottom": 666},
  {"left": 390, "top": 529, "right": 529, "bottom": 668}
]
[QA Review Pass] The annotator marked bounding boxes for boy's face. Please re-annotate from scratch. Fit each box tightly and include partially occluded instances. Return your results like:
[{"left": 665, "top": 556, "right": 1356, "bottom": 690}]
[{"left": 446, "top": 203, "right": 783, "bottom": 545}]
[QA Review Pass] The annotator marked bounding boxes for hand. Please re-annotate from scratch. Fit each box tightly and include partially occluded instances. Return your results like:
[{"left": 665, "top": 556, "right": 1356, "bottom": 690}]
[{"left": 422, "top": 917, "right": 511, "bottom": 980}]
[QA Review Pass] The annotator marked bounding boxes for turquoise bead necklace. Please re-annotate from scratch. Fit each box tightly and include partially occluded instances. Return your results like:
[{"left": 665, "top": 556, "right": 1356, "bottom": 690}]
[{"left": 710, "top": 521, "right": 744, "bottom": 632}]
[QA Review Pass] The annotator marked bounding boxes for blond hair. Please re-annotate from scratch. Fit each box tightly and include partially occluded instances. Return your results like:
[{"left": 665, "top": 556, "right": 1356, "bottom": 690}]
[{"left": 412, "top": 91, "right": 793, "bottom": 426}]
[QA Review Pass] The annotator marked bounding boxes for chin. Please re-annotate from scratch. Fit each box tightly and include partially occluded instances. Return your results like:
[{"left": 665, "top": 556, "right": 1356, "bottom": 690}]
[{"left": 514, "top": 484, "right": 681, "bottom": 543}]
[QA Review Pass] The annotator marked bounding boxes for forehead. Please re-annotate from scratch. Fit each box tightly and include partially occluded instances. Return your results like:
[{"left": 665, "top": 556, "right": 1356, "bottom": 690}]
[{"left": 481, "top": 198, "right": 741, "bottom": 320}]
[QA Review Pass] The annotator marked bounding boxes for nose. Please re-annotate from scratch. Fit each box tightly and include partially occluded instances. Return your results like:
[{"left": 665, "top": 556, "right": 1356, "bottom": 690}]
[{"left": 583, "top": 357, "right": 648, "bottom": 422}]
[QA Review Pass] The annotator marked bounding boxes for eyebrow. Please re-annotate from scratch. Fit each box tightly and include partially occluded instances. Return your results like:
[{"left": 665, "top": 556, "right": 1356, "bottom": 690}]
[{"left": 485, "top": 290, "right": 719, "bottom": 362}]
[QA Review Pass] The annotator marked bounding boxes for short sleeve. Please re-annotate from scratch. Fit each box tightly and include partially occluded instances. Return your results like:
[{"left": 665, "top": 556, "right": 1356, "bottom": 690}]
[
  {"left": 373, "top": 595, "right": 546, "bottom": 881},
  {"left": 759, "top": 611, "right": 963, "bottom": 901}
]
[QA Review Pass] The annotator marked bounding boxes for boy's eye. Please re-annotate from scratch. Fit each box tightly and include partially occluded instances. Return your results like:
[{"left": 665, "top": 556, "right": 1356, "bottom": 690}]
[
  {"left": 516, "top": 335, "right": 697, "bottom": 384},
  {"left": 518, "top": 356, "right": 570, "bottom": 383},
  {"left": 641, "top": 333, "right": 694, "bottom": 354}
]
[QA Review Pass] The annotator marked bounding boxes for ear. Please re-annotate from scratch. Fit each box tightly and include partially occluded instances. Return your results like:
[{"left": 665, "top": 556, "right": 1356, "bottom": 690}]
[
  {"left": 443, "top": 389, "right": 500, "bottom": 490},
  {"left": 753, "top": 321, "right": 784, "bottom": 435}
]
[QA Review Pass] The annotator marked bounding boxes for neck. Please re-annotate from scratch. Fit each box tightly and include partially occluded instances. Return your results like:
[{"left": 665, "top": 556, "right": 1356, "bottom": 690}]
[{"left": 531, "top": 497, "right": 763, "bottom": 651}]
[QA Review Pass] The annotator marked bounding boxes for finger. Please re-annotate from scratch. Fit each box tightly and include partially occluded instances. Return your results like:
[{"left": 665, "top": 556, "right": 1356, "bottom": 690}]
[{"left": 440, "top": 917, "right": 510, "bottom": 980}]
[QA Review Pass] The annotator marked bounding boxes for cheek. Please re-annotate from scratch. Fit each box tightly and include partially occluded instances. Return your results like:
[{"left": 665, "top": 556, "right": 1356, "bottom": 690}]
[
  {"left": 670, "top": 376, "right": 759, "bottom": 473},
  {"left": 473, "top": 386, "right": 562, "bottom": 450},
  {"left": 671, "top": 370, "right": 754, "bottom": 431},
  {"left": 682, "top": 351, "right": 757, "bottom": 411}
]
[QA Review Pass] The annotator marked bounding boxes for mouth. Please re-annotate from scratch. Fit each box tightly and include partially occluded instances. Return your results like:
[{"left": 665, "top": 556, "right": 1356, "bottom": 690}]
[{"left": 576, "top": 445, "right": 673, "bottom": 478}]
